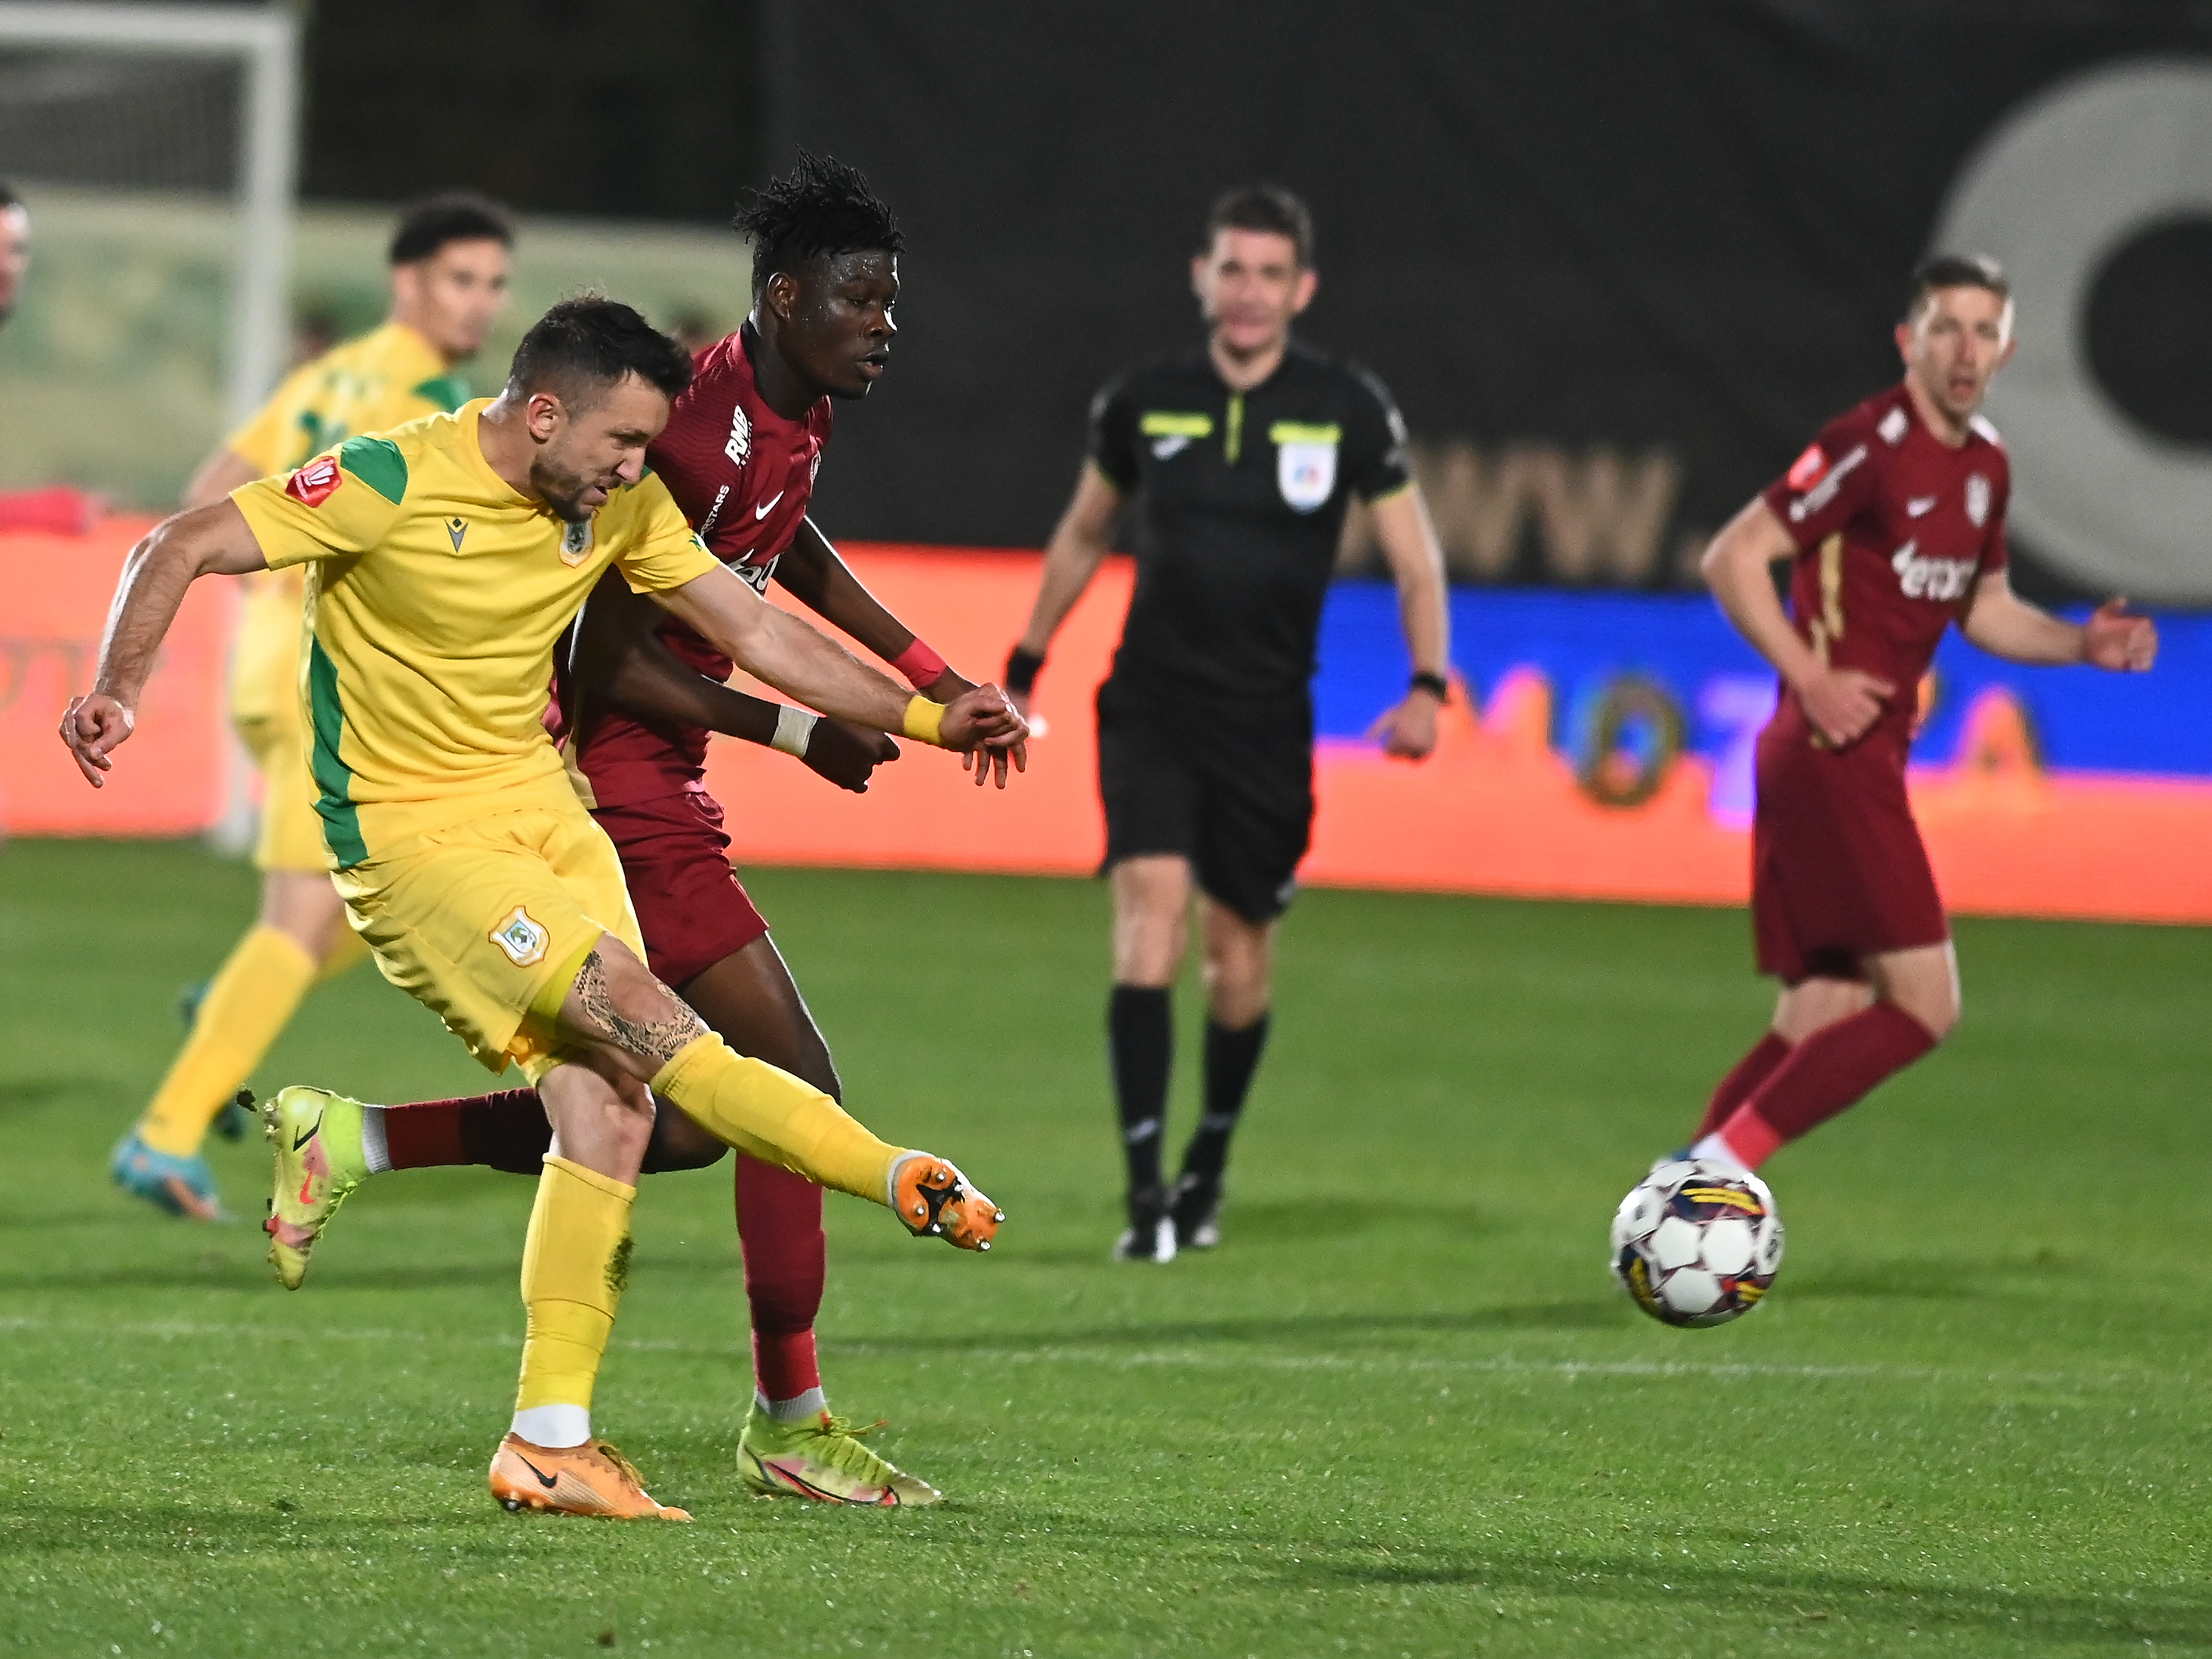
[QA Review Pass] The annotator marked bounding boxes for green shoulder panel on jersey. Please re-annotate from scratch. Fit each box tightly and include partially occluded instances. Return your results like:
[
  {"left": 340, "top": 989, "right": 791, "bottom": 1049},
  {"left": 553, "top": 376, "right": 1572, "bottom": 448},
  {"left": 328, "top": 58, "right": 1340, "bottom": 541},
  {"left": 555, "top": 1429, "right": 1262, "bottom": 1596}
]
[
  {"left": 306, "top": 637, "right": 369, "bottom": 870},
  {"left": 337, "top": 436, "right": 408, "bottom": 505},
  {"left": 409, "top": 373, "right": 471, "bottom": 414}
]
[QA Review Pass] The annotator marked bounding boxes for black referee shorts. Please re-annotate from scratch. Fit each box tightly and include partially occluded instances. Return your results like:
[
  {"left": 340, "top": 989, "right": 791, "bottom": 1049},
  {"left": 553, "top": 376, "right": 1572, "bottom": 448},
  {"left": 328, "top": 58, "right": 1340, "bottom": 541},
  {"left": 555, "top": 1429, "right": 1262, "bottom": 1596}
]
[{"left": 1094, "top": 679, "right": 1315, "bottom": 924}]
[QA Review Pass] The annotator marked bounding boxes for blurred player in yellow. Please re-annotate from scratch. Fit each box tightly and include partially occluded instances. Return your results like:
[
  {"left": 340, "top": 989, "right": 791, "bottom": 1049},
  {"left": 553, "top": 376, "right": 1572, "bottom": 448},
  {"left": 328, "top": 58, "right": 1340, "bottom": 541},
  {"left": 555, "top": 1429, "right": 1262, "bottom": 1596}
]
[
  {"left": 111, "top": 194, "right": 515, "bottom": 1218},
  {"left": 63, "top": 295, "right": 1018, "bottom": 1519}
]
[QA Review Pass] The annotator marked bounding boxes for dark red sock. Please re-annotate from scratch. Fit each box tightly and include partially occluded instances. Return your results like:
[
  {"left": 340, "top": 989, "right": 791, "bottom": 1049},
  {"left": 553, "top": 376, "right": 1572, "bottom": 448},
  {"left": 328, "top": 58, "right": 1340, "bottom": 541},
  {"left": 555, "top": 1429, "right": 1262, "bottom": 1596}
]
[
  {"left": 382, "top": 1090, "right": 547, "bottom": 1174},
  {"left": 1719, "top": 1002, "right": 1936, "bottom": 1166},
  {"left": 1693, "top": 1032, "right": 1793, "bottom": 1140},
  {"left": 734, "top": 1153, "right": 826, "bottom": 1404}
]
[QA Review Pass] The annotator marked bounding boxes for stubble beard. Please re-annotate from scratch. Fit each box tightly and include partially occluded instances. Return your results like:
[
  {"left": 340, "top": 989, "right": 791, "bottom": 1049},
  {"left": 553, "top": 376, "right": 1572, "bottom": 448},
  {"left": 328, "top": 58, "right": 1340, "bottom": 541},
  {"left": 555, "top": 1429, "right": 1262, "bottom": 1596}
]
[{"left": 528, "top": 454, "right": 597, "bottom": 525}]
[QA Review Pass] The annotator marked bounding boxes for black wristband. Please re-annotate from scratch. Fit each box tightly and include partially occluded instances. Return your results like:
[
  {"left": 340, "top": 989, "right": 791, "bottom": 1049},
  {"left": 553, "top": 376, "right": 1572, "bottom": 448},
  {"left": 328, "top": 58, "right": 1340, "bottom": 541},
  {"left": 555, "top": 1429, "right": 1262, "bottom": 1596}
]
[
  {"left": 1410, "top": 669, "right": 1451, "bottom": 702},
  {"left": 1006, "top": 645, "right": 1045, "bottom": 696}
]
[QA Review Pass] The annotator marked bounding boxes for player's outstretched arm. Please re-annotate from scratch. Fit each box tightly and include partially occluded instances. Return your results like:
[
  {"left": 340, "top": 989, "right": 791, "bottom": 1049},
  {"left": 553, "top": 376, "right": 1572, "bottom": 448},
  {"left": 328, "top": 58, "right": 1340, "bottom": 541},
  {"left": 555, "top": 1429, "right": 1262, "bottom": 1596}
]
[
  {"left": 1960, "top": 569, "right": 2158, "bottom": 672},
  {"left": 774, "top": 518, "right": 1023, "bottom": 789},
  {"left": 571, "top": 572, "right": 898, "bottom": 793},
  {"left": 651, "top": 563, "right": 1029, "bottom": 763},
  {"left": 1703, "top": 497, "right": 1892, "bottom": 748},
  {"left": 1362, "top": 485, "right": 1451, "bottom": 759},
  {"left": 60, "top": 500, "right": 269, "bottom": 786},
  {"left": 1004, "top": 464, "right": 1122, "bottom": 719},
  {"left": 775, "top": 517, "right": 959, "bottom": 686}
]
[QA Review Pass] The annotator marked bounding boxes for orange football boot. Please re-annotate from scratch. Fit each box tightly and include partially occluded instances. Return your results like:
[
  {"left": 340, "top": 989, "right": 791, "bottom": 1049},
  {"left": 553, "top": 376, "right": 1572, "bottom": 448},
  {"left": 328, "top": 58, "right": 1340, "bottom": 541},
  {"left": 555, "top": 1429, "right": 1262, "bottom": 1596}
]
[
  {"left": 891, "top": 1155, "right": 1004, "bottom": 1251},
  {"left": 488, "top": 1434, "right": 691, "bottom": 1520}
]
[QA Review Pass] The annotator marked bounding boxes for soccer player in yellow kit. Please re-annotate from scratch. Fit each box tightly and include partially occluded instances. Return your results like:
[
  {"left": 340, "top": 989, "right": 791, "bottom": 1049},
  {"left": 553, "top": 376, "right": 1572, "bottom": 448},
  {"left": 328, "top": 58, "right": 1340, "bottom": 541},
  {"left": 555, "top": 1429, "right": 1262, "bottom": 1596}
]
[
  {"left": 63, "top": 297, "right": 1022, "bottom": 1519},
  {"left": 112, "top": 194, "right": 516, "bottom": 1219}
]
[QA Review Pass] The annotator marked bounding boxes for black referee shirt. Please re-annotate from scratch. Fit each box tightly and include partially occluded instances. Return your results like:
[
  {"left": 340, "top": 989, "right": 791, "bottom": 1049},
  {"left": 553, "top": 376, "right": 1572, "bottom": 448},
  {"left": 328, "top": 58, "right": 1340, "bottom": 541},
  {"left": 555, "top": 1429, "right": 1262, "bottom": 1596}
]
[{"left": 1089, "top": 340, "right": 1411, "bottom": 702}]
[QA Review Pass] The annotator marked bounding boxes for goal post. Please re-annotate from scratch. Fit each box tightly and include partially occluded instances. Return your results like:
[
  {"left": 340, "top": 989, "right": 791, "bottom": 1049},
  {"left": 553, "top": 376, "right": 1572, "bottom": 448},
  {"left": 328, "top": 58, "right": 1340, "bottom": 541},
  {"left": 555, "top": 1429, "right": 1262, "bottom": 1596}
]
[{"left": 0, "top": 2, "right": 300, "bottom": 430}]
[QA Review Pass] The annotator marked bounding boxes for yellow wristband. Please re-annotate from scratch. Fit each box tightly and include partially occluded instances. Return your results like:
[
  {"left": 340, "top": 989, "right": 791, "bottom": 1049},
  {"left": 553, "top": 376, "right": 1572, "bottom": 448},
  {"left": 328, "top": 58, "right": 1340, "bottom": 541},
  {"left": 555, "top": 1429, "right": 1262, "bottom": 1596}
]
[{"left": 902, "top": 694, "right": 947, "bottom": 746}]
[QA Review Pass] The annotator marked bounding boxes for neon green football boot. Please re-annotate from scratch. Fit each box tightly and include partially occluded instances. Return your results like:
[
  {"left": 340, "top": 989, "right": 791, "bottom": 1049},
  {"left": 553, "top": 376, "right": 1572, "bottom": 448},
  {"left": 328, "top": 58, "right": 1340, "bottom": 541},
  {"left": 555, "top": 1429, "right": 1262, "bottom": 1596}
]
[
  {"left": 737, "top": 1405, "right": 943, "bottom": 1507},
  {"left": 261, "top": 1086, "right": 368, "bottom": 1290}
]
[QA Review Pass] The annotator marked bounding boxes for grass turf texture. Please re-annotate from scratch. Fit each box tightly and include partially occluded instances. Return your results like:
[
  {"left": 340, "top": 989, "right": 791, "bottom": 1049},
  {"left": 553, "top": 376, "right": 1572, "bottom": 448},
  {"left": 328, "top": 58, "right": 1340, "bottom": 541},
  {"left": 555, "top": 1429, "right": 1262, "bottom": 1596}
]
[{"left": 1, "top": 839, "right": 2207, "bottom": 1657}]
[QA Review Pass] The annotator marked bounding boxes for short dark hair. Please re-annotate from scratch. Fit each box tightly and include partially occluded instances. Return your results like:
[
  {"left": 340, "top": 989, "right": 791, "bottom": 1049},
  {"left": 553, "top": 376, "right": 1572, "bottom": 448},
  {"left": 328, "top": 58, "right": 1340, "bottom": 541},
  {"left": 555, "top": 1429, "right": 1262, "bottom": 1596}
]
[
  {"left": 1906, "top": 253, "right": 2010, "bottom": 319},
  {"left": 1204, "top": 184, "right": 1314, "bottom": 268},
  {"left": 0, "top": 179, "right": 20, "bottom": 213},
  {"left": 505, "top": 294, "right": 693, "bottom": 411},
  {"left": 732, "top": 151, "right": 903, "bottom": 299},
  {"left": 389, "top": 191, "right": 513, "bottom": 266}
]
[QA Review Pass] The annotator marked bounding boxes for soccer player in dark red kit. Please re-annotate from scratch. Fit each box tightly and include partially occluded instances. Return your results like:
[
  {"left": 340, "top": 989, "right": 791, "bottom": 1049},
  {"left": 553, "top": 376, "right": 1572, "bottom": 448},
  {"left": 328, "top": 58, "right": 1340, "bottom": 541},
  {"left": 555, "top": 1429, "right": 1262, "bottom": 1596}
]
[
  {"left": 1676, "top": 255, "right": 2156, "bottom": 1177},
  {"left": 266, "top": 155, "right": 1023, "bottom": 1506}
]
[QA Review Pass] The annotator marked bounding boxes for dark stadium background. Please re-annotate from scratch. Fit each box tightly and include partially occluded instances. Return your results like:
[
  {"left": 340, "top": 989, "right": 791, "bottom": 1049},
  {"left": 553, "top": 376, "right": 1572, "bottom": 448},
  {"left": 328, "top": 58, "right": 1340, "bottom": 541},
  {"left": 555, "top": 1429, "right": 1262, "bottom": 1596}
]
[{"left": 303, "top": 0, "right": 2212, "bottom": 603}]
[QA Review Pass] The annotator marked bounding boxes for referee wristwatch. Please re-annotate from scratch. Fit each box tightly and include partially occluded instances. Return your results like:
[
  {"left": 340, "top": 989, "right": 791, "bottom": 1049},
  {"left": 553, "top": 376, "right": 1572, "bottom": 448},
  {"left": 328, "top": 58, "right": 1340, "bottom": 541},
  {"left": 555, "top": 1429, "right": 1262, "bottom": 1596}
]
[{"left": 1410, "top": 670, "right": 1451, "bottom": 702}]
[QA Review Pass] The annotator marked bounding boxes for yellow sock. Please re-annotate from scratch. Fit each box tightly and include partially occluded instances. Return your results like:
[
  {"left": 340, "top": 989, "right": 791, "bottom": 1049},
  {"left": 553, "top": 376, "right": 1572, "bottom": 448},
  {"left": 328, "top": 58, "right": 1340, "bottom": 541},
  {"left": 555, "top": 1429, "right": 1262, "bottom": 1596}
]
[
  {"left": 315, "top": 923, "right": 371, "bottom": 983},
  {"left": 514, "top": 1156, "right": 635, "bottom": 1421},
  {"left": 651, "top": 1033, "right": 901, "bottom": 1205},
  {"left": 137, "top": 924, "right": 317, "bottom": 1156}
]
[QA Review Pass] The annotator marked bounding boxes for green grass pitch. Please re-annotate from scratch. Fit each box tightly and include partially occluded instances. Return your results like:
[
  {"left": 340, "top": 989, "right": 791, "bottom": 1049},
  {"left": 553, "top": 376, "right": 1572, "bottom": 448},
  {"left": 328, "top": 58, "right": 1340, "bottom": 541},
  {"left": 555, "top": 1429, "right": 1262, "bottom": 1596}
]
[{"left": 2, "top": 837, "right": 2208, "bottom": 1657}]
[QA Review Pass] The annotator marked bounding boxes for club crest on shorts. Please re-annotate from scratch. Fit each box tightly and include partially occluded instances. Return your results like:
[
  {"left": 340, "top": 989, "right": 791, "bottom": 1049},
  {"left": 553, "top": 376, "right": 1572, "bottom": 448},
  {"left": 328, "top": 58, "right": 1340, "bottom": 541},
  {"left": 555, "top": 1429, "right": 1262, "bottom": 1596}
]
[
  {"left": 1965, "top": 472, "right": 1991, "bottom": 528},
  {"left": 558, "top": 519, "right": 594, "bottom": 565},
  {"left": 489, "top": 906, "right": 549, "bottom": 967},
  {"left": 1275, "top": 439, "right": 1338, "bottom": 513}
]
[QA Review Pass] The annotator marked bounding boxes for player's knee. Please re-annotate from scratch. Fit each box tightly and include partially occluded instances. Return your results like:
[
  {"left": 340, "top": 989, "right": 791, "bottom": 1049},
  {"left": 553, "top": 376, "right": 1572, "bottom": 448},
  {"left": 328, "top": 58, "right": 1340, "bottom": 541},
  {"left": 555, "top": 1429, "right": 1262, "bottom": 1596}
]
[
  {"left": 1902, "top": 992, "right": 1960, "bottom": 1044},
  {"left": 1201, "top": 952, "right": 1269, "bottom": 1026}
]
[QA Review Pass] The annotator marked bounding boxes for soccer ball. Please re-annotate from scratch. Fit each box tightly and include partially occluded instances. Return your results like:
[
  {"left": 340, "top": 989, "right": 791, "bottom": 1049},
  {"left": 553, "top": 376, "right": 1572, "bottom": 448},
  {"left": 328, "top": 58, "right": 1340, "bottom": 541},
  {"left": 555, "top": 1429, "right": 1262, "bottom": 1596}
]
[{"left": 1610, "top": 1159, "right": 1783, "bottom": 1328}]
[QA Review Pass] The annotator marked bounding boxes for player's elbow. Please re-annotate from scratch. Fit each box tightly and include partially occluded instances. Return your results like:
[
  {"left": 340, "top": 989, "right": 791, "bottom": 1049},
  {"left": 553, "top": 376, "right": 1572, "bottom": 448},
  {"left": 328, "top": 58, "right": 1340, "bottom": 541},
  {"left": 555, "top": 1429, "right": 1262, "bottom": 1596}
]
[
  {"left": 1697, "top": 529, "right": 1740, "bottom": 589},
  {"left": 131, "top": 512, "right": 219, "bottom": 586}
]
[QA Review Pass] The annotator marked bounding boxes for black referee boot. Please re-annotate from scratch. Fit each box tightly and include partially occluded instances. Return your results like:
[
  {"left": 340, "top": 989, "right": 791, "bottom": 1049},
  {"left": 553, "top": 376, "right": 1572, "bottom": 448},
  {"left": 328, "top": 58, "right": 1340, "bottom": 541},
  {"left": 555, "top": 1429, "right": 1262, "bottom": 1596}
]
[
  {"left": 1112, "top": 1184, "right": 1177, "bottom": 1263},
  {"left": 1168, "top": 1170, "right": 1222, "bottom": 1251}
]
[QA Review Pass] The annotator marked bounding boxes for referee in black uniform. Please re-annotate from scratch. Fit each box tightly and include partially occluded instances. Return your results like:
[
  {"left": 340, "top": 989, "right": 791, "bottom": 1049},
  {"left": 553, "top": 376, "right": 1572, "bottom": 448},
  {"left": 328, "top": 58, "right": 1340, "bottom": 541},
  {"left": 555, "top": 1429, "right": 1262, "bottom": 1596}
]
[{"left": 1007, "top": 185, "right": 1451, "bottom": 1261}]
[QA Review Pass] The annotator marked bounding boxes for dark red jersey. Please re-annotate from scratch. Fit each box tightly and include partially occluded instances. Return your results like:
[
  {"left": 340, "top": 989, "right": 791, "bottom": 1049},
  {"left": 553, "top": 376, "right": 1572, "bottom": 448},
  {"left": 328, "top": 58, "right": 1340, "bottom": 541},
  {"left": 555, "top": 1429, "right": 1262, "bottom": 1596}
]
[
  {"left": 571, "top": 325, "right": 834, "bottom": 808},
  {"left": 1760, "top": 383, "right": 2010, "bottom": 749}
]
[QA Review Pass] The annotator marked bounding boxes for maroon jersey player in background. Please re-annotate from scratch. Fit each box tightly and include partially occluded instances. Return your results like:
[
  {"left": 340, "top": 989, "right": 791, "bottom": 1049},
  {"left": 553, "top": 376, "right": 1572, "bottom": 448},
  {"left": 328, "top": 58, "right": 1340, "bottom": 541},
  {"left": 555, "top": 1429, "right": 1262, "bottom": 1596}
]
[
  {"left": 1675, "top": 254, "right": 2155, "bottom": 1177},
  {"left": 275, "top": 155, "right": 1024, "bottom": 1506}
]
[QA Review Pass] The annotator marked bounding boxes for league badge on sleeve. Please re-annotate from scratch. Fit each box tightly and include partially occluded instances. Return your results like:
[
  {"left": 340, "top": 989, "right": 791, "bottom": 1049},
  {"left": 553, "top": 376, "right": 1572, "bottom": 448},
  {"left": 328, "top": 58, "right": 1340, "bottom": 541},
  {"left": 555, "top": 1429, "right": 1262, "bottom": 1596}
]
[
  {"left": 285, "top": 456, "right": 343, "bottom": 508},
  {"left": 1785, "top": 445, "right": 1826, "bottom": 490}
]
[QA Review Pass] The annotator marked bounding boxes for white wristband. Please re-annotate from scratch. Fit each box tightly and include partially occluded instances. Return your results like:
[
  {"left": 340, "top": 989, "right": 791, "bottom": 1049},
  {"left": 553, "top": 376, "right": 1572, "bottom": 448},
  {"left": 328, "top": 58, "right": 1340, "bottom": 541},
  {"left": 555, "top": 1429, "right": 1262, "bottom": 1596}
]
[{"left": 770, "top": 704, "right": 818, "bottom": 759}]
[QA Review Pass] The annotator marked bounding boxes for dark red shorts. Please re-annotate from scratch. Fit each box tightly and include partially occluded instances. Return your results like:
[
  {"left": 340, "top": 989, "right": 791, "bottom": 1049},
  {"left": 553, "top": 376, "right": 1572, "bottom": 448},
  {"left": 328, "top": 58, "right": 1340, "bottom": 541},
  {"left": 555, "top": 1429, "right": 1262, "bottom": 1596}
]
[
  {"left": 592, "top": 790, "right": 770, "bottom": 990},
  {"left": 1750, "top": 703, "right": 1948, "bottom": 984}
]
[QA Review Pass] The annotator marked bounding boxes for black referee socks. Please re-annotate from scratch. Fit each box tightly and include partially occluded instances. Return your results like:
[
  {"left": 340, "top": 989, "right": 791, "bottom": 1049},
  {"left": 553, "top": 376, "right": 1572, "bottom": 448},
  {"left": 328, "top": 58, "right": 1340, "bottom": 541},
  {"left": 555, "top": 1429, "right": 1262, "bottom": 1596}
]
[
  {"left": 1107, "top": 984, "right": 1173, "bottom": 1193},
  {"left": 1182, "top": 1014, "right": 1271, "bottom": 1184}
]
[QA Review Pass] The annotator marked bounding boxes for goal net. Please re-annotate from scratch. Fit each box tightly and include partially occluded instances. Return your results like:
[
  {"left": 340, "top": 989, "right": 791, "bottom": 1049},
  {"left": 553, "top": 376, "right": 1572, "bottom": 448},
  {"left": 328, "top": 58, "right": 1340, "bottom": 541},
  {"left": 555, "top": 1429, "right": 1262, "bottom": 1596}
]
[{"left": 0, "top": 3, "right": 299, "bottom": 506}]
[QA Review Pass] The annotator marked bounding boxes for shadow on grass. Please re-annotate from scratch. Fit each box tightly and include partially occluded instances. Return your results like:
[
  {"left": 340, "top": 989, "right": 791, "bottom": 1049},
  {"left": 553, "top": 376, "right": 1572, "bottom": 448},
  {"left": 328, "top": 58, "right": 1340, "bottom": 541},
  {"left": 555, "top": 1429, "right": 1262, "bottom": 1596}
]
[
  {"left": 1303, "top": 1543, "right": 2210, "bottom": 1647},
  {"left": 1789, "top": 1251, "right": 2093, "bottom": 1304},
  {"left": 0, "top": 1245, "right": 743, "bottom": 1295},
  {"left": 0, "top": 1078, "right": 97, "bottom": 1110},
  {"left": 831, "top": 1299, "right": 1625, "bottom": 1358},
  {"left": 893, "top": 1506, "right": 2212, "bottom": 1648}
]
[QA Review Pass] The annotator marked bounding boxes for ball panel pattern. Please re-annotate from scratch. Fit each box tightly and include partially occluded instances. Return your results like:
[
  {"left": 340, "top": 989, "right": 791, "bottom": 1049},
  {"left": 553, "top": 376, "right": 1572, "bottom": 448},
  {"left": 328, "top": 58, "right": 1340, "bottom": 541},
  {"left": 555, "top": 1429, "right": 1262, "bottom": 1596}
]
[{"left": 1608, "top": 1159, "right": 1783, "bottom": 1328}]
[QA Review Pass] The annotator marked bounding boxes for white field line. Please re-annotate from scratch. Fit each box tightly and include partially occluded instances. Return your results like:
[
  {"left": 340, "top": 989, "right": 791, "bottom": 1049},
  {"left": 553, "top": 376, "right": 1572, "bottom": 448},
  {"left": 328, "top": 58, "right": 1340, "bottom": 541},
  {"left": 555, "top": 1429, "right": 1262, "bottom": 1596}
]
[{"left": 0, "top": 1315, "right": 2192, "bottom": 1393}]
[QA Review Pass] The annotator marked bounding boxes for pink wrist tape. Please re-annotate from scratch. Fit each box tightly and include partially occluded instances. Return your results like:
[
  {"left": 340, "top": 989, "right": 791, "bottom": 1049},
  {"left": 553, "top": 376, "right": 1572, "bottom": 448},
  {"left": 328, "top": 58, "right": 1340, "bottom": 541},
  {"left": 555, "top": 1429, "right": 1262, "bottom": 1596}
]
[{"left": 891, "top": 637, "right": 949, "bottom": 690}]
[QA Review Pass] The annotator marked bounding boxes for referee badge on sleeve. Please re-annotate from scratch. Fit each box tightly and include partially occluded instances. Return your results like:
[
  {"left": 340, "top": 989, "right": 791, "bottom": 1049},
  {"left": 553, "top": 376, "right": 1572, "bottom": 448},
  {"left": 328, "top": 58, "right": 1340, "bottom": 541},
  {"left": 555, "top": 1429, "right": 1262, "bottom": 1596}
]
[{"left": 1272, "top": 421, "right": 1340, "bottom": 513}]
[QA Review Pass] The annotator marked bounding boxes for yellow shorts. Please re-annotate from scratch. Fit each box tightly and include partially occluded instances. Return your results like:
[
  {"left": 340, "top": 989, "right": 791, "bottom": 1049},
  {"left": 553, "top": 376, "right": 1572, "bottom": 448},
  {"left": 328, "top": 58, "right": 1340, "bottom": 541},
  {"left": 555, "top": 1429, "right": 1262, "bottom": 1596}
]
[
  {"left": 236, "top": 709, "right": 329, "bottom": 874},
  {"left": 332, "top": 797, "right": 648, "bottom": 1077}
]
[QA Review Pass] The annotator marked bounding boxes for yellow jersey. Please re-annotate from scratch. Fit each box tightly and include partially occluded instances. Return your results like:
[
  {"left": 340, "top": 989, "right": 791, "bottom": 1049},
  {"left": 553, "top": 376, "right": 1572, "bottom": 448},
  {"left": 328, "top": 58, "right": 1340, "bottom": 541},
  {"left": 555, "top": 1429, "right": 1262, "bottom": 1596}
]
[
  {"left": 225, "top": 322, "right": 471, "bottom": 725},
  {"left": 230, "top": 401, "right": 719, "bottom": 868}
]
